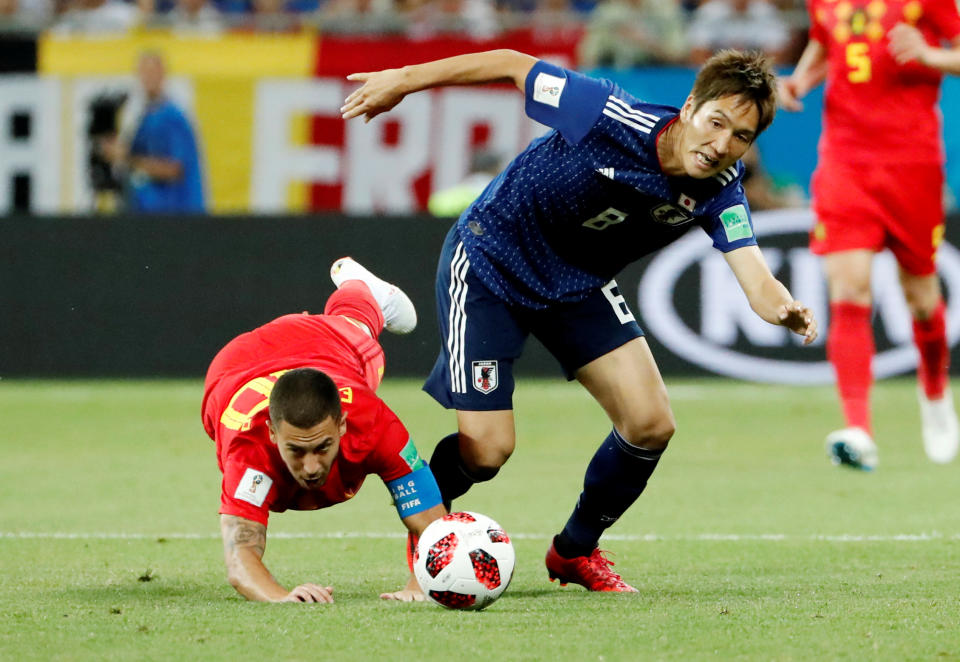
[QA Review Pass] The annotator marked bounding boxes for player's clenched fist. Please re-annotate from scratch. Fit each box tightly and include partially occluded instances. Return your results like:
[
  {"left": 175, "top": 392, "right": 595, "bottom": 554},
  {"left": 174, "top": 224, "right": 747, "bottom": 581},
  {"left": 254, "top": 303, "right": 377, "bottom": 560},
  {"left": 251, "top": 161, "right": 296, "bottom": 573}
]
[{"left": 280, "top": 584, "right": 335, "bottom": 603}]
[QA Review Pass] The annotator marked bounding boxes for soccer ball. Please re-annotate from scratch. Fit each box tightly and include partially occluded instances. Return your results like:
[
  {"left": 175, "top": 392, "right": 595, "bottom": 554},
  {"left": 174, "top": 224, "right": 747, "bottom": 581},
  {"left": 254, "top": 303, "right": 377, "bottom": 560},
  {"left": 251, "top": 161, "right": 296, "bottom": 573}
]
[{"left": 414, "top": 511, "right": 515, "bottom": 610}]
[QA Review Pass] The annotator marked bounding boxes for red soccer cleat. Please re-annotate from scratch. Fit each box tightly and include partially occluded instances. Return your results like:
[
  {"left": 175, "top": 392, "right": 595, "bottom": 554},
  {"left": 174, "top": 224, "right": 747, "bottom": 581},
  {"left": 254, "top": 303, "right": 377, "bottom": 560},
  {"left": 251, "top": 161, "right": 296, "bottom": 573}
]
[{"left": 545, "top": 541, "right": 638, "bottom": 592}]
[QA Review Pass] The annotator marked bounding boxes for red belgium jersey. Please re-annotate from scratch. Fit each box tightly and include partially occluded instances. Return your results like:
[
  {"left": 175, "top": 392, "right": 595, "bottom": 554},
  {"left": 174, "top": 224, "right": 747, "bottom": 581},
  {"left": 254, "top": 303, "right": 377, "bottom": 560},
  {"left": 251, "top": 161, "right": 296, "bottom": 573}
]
[
  {"left": 201, "top": 313, "right": 414, "bottom": 526},
  {"left": 809, "top": 0, "right": 960, "bottom": 163}
]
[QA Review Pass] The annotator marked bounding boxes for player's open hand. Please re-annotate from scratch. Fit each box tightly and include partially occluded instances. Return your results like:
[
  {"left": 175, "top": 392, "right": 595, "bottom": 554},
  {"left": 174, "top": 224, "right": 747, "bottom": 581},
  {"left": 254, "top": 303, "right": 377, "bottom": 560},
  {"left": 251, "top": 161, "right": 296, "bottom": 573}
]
[
  {"left": 778, "top": 300, "right": 817, "bottom": 345},
  {"left": 379, "top": 572, "right": 426, "bottom": 602},
  {"left": 889, "top": 23, "right": 930, "bottom": 65},
  {"left": 341, "top": 70, "right": 408, "bottom": 123},
  {"left": 379, "top": 587, "right": 426, "bottom": 602},
  {"left": 279, "top": 583, "right": 335, "bottom": 603}
]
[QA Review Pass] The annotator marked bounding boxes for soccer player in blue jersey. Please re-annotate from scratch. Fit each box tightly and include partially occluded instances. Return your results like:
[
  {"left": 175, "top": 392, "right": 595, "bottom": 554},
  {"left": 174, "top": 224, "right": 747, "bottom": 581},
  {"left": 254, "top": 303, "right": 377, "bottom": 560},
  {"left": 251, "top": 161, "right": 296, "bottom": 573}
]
[{"left": 342, "top": 49, "right": 818, "bottom": 592}]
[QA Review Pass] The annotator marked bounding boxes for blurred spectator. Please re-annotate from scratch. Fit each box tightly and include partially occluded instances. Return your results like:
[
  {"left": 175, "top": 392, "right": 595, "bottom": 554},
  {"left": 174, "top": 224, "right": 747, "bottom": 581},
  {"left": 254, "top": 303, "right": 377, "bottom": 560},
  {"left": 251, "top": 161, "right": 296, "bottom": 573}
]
[
  {"left": 53, "top": 0, "right": 139, "bottom": 33},
  {"left": 403, "top": 0, "right": 499, "bottom": 39},
  {"left": 529, "top": 0, "right": 583, "bottom": 41},
  {"left": 247, "top": 0, "right": 300, "bottom": 30},
  {"left": 578, "top": 0, "right": 688, "bottom": 67},
  {"left": 741, "top": 144, "right": 804, "bottom": 211},
  {"left": 428, "top": 149, "right": 503, "bottom": 217},
  {"left": 316, "top": 0, "right": 405, "bottom": 34},
  {"left": 493, "top": 0, "right": 535, "bottom": 20},
  {"left": 686, "top": 0, "right": 790, "bottom": 64},
  {"left": 207, "top": 0, "right": 317, "bottom": 20},
  {"left": 167, "top": 0, "right": 224, "bottom": 33},
  {"left": 283, "top": 0, "right": 317, "bottom": 12},
  {"left": 99, "top": 52, "right": 206, "bottom": 214},
  {"left": 0, "top": 0, "right": 53, "bottom": 30},
  {"left": 210, "top": 0, "right": 247, "bottom": 14}
]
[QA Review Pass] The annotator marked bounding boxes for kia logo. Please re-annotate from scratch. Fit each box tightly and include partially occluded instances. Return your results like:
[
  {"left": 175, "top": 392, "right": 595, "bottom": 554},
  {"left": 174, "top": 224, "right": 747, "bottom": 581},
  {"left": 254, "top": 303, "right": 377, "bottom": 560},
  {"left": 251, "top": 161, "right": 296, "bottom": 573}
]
[{"left": 638, "top": 208, "right": 960, "bottom": 384}]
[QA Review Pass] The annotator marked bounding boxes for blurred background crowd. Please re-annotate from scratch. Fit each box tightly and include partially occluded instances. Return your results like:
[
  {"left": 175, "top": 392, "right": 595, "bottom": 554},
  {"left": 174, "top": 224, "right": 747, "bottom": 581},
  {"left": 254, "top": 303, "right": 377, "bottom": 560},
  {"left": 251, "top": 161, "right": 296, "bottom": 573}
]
[
  {"left": 0, "top": 0, "right": 824, "bottom": 217},
  {"left": 0, "top": 0, "right": 808, "bottom": 67}
]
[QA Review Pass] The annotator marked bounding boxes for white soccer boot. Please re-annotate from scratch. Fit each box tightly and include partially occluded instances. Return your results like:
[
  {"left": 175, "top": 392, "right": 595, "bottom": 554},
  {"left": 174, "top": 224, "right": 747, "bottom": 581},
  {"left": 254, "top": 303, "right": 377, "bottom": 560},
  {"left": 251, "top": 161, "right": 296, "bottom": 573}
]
[
  {"left": 330, "top": 257, "right": 417, "bottom": 334},
  {"left": 825, "top": 427, "right": 878, "bottom": 471},
  {"left": 918, "top": 387, "right": 959, "bottom": 464}
]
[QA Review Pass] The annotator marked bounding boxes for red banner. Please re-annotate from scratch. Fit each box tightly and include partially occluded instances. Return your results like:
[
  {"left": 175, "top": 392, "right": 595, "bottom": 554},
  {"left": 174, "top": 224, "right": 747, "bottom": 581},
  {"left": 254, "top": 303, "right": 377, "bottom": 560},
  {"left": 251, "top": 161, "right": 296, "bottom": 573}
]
[{"left": 309, "top": 30, "right": 582, "bottom": 211}]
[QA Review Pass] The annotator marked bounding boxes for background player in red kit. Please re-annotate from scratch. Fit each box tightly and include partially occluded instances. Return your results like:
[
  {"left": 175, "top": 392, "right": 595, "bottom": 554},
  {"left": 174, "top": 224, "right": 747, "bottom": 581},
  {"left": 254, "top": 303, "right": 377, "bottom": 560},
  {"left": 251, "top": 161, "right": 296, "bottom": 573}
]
[
  {"left": 201, "top": 258, "right": 445, "bottom": 603},
  {"left": 780, "top": 0, "right": 960, "bottom": 469}
]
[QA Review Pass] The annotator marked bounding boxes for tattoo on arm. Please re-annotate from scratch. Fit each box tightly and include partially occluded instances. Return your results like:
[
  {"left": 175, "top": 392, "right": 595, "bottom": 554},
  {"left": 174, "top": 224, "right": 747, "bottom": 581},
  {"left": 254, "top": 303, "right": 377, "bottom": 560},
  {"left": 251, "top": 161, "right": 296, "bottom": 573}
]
[{"left": 221, "top": 515, "right": 267, "bottom": 559}]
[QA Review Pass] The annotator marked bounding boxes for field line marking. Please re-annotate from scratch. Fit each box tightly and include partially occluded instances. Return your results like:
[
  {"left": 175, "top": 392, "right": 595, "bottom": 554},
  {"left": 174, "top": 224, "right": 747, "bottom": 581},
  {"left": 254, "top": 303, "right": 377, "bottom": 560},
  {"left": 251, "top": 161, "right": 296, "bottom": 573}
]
[{"left": 2, "top": 532, "right": 957, "bottom": 542}]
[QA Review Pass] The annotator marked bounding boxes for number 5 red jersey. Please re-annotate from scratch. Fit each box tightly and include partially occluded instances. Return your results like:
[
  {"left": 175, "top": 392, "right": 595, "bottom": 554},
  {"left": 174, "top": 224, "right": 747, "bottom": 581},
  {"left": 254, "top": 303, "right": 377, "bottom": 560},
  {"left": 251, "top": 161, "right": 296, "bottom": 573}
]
[{"left": 808, "top": 0, "right": 960, "bottom": 164}]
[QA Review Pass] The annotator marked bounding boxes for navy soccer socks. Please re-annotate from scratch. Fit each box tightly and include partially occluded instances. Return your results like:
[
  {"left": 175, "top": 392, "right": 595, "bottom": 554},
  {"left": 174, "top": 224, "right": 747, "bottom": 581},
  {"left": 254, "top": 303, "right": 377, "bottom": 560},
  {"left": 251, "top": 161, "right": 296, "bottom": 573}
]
[
  {"left": 428, "top": 433, "right": 499, "bottom": 511},
  {"left": 555, "top": 428, "right": 664, "bottom": 559}
]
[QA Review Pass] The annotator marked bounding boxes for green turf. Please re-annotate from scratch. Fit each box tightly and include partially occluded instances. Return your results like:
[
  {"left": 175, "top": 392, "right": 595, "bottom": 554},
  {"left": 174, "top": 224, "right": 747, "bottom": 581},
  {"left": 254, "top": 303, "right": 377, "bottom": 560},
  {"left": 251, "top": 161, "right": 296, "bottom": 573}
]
[{"left": 2, "top": 378, "right": 959, "bottom": 661}]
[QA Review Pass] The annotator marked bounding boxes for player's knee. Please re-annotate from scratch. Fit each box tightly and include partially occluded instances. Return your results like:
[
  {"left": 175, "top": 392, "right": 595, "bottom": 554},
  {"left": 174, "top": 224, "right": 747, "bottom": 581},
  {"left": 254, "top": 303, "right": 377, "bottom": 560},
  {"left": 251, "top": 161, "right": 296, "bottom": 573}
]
[
  {"left": 825, "top": 258, "right": 872, "bottom": 305},
  {"left": 830, "top": 283, "right": 872, "bottom": 306},
  {"left": 457, "top": 414, "right": 516, "bottom": 473},
  {"left": 618, "top": 412, "right": 675, "bottom": 451},
  {"left": 906, "top": 298, "right": 939, "bottom": 320},
  {"left": 462, "top": 445, "right": 512, "bottom": 477},
  {"left": 457, "top": 431, "right": 513, "bottom": 477},
  {"left": 827, "top": 271, "right": 870, "bottom": 303},
  {"left": 467, "top": 463, "right": 502, "bottom": 483},
  {"left": 900, "top": 281, "right": 941, "bottom": 319}
]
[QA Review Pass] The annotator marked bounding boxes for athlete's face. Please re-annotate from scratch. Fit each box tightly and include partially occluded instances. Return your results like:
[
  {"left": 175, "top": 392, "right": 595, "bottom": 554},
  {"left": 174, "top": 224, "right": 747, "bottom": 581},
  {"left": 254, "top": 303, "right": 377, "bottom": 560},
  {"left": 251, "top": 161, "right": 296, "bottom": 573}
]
[
  {"left": 677, "top": 94, "right": 758, "bottom": 179},
  {"left": 270, "top": 415, "right": 346, "bottom": 489}
]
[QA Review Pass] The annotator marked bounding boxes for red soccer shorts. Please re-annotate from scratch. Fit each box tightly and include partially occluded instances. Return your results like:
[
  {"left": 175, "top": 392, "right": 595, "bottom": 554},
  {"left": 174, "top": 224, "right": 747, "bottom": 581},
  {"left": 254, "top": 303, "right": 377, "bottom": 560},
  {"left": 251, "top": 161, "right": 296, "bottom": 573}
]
[{"left": 810, "top": 159, "right": 945, "bottom": 276}]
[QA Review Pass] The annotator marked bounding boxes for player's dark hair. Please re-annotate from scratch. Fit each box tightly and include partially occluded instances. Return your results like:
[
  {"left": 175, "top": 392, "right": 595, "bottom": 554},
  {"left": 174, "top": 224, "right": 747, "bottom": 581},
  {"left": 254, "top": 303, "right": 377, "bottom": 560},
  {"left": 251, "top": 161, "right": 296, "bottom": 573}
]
[
  {"left": 269, "top": 368, "right": 342, "bottom": 429},
  {"left": 690, "top": 50, "right": 777, "bottom": 137}
]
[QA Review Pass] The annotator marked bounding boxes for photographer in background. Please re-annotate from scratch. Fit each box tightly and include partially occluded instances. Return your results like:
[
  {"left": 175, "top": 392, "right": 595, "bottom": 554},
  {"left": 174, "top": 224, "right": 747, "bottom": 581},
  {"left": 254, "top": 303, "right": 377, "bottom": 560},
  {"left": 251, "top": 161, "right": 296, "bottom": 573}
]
[
  {"left": 98, "top": 51, "right": 206, "bottom": 214},
  {"left": 87, "top": 91, "right": 128, "bottom": 212}
]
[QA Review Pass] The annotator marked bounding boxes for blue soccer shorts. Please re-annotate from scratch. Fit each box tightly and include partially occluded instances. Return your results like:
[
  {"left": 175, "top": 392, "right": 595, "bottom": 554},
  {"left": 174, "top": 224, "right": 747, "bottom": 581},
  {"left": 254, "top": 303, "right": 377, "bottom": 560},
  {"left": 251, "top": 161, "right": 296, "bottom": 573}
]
[{"left": 422, "top": 227, "right": 644, "bottom": 411}]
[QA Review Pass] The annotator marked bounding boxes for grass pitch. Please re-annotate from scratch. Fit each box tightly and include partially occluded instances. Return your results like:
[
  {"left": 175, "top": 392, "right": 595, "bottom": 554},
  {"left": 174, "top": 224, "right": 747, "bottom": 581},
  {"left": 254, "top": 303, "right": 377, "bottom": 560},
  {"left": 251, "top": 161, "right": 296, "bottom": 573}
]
[{"left": 2, "top": 377, "right": 959, "bottom": 661}]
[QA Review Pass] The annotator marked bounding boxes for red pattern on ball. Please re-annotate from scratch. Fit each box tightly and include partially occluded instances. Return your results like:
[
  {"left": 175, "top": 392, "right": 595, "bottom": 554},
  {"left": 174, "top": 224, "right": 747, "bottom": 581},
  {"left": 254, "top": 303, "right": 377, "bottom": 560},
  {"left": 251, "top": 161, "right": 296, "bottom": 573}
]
[
  {"left": 469, "top": 549, "right": 502, "bottom": 589},
  {"left": 487, "top": 527, "right": 510, "bottom": 544},
  {"left": 429, "top": 590, "right": 477, "bottom": 609},
  {"left": 443, "top": 512, "right": 477, "bottom": 523},
  {"left": 425, "top": 532, "right": 458, "bottom": 578}
]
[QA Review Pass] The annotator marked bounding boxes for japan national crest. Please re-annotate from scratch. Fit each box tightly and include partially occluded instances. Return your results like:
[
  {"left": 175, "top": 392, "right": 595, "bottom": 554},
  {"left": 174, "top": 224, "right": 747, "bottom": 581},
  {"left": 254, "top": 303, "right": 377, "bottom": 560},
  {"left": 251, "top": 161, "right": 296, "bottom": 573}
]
[
  {"left": 472, "top": 361, "right": 499, "bottom": 394},
  {"left": 651, "top": 203, "right": 691, "bottom": 226}
]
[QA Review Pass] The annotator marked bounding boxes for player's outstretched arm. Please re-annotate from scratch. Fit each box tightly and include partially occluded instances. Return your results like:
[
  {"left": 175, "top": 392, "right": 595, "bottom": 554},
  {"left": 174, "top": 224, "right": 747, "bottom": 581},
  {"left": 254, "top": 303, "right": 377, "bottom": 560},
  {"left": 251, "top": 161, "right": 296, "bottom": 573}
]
[
  {"left": 380, "top": 503, "right": 448, "bottom": 602},
  {"left": 778, "top": 40, "right": 827, "bottom": 112},
  {"left": 341, "top": 49, "right": 538, "bottom": 123},
  {"left": 889, "top": 26, "right": 960, "bottom": 75},
  {"left": 722, "top": 245, "right": 818, "bottom": 345},
  {"left": 220, "top": 514, "right": 334, "bottom": 603}
]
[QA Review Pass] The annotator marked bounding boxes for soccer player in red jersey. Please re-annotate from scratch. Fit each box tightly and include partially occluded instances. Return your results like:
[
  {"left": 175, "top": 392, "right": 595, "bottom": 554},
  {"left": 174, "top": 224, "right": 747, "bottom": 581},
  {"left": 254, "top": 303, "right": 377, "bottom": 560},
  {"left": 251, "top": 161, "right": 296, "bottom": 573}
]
[
  {"left": 780, "top": 1, "right": 960, "bottom": 469},
  {"left": 201, "top": 258, "right": 445, "bottom": 603}
]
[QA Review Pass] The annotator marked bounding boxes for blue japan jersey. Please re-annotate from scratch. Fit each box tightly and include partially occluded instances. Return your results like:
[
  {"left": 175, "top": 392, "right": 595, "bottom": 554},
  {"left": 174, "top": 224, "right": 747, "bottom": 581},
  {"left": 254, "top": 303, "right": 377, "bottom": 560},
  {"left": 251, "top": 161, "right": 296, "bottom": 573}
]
[{"left": 455, "top": 60, "right": 758, "bottom": 309}]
